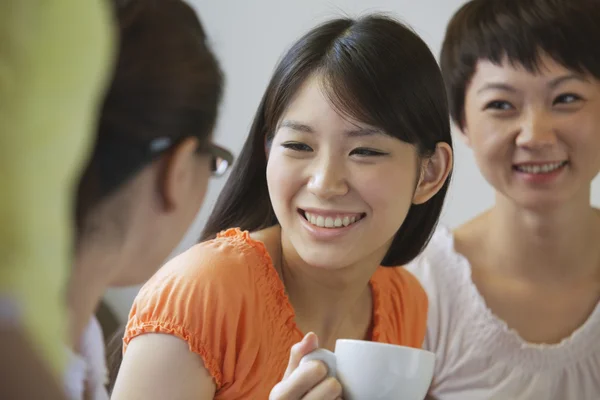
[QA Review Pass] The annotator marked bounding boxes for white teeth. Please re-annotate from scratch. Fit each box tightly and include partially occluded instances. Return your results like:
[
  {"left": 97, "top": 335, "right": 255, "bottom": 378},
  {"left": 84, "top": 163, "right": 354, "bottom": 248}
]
[
  {"left": 304, "top": 212, "right": 362, "bottom": 229},
  {"left": 516, "top": 161, "right": 566, "bottom": 174},
  {"left": 316, "top": 216, "right": 324, "bottom": 227}
]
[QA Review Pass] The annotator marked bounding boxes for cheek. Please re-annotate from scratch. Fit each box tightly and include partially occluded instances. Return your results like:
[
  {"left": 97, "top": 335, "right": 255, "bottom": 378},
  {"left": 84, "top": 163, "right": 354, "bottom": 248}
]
[
  {"left": 471, "top": 139, "right": 505, "bottom": 186},
  {"left": 354, "top": 166, "right": 416, "bottom": 217},
  {"left": 568, "top": 114, "right": 599, "bottom": 150},
  {"left": 192, "top": 161, "right": 211, "bottom": 211},
  {"left": 468, "top": 125, "right": 517, "bottom": 192},
  {"left": 567, "top": 118, "right": 600, "bottom": 178},
  {"left": 266, "top": 155, "right": 302, "bottom": 212},
  {"left": 470, "top": 122, "right": 509, "bottom": 164},
  {"left": 195, "top": 175, "right": 210, "bottom": 206}
]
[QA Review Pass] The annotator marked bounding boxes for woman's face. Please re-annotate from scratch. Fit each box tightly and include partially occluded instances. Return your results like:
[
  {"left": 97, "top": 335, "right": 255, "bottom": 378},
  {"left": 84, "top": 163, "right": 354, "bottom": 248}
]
[
  {"left": 462, "top": 54, "right": 600, "bottom": 210},
  {"left": 266, "top": 75, "right": 425, "bottom": 270}
]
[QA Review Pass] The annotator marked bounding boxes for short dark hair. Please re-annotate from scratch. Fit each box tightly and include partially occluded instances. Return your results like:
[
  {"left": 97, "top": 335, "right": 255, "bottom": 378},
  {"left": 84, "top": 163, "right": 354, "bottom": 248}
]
[
  {"left": 201, "top": 14, "right": 453, "bottom": 267},
  {"left": 441, "top": 0, "right": 600, "bottom": 128},
  {"left": 76, "top": 0, "right": 223, "bottom": 228}
]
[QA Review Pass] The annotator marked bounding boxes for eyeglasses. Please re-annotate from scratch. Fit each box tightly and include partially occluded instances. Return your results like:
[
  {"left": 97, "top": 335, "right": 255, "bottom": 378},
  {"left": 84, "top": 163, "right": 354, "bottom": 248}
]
[
  {"left": 149, "top": 137, "right": 234, "bottom": 177},
  {"left": 202, "top": 143, "right": 234, "bottom": 177}
]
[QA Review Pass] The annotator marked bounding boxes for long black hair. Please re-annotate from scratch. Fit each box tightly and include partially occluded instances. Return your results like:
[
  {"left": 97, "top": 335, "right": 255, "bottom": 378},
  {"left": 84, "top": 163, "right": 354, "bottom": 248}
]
[{"left": 202, "top": 14, "right": 453, "bottom": 266}]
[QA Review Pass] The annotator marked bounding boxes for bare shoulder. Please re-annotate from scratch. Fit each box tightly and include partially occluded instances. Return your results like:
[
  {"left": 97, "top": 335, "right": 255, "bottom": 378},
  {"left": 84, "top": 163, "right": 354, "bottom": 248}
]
[{"left": 112, "top": 334, "right": 216, "bottom": 400}]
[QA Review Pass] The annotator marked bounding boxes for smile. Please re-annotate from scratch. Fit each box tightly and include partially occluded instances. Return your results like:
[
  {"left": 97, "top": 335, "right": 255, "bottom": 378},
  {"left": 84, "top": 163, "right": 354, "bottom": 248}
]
[
  {"left": 300, "top": 209, "right": 366, "bottom": 229},
  {"left": 514, "top": 161, "right": 568, "bottom": 174}
]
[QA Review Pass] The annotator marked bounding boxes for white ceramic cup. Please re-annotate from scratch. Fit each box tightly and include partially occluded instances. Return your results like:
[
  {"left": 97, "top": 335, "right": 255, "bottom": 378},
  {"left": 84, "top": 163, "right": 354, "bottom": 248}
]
[{"left": 299, "top": 339, "right": 435, "bottom": 400}]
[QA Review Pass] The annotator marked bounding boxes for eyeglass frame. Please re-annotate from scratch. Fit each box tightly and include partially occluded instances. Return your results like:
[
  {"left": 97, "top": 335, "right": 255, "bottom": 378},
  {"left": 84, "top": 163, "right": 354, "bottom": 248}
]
[{"left": 149, "top": 136, "right": 234, "bottom": 177}]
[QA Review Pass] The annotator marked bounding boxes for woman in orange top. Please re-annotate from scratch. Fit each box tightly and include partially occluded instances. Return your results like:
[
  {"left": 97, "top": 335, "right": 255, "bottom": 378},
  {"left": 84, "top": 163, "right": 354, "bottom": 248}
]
[{"left": 112, "top": 14, "right": 454, "bottom": 400}]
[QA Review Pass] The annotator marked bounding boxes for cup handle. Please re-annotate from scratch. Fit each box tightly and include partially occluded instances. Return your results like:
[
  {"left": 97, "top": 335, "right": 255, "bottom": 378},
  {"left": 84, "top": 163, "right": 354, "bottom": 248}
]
[{"left": 299, "top": 348, "right": 337, "bottom": 378}]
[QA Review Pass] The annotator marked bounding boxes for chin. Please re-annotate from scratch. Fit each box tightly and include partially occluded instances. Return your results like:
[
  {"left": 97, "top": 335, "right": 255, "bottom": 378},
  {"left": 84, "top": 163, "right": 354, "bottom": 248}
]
[
  {"left": 295, "top": 248, "right": 352, "bottom": 270},
  {"left": 509, "top": 191, "right": 575, "bottom": 212}
]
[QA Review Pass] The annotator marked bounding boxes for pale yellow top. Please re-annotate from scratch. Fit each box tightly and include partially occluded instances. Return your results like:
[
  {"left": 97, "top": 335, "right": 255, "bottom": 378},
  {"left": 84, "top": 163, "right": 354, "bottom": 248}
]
[{"left": 0, "top": 0, "right": 115, "bottom": 374}]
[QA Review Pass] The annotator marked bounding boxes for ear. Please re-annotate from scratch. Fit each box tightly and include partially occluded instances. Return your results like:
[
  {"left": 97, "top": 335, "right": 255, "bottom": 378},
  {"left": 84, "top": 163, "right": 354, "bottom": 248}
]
[
  {"left": 159, "top": 137, "right": 200, "bottom": 211},
  {"left": 412, "top": 142, "right": 453, "bottom": 205}
]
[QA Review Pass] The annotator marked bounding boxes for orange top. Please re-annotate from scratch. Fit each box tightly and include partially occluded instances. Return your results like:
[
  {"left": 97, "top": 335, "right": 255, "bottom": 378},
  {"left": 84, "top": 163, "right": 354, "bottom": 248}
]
[{"left": 124, "top": 228, "right": 428, "bottom": 399}]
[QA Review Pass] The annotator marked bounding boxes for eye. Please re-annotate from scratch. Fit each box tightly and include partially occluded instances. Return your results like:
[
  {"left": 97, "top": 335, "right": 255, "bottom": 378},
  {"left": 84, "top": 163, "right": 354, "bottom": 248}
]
[
  {"left": 553, "top": 93, "right": 582, "bottom": 105},
  {"left": 484, "top": 100, "right": 514, "bottom": 111},
  {"left": 350, "top": 147, "right": 388, "bottom": 157},
  {"left": 281, "top": 142, "right": 313, "bottom": 152}
]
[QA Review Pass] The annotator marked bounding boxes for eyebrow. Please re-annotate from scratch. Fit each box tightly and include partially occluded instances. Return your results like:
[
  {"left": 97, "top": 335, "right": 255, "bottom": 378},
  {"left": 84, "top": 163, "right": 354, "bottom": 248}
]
[
  {"left": 547, "top": 73, "right": 589, "bottom": 89},
  {"left": 279, "top": 119, "right": 382, "bottom": 137},
  {"left": 476, "top": 83, "right": 517, "bottom": 95},
  {"left": 476, "top": 73, "right": 590, "bottom": 95},
  {"left": 279, "top": 120, "right": 314, "bottom": 133}
]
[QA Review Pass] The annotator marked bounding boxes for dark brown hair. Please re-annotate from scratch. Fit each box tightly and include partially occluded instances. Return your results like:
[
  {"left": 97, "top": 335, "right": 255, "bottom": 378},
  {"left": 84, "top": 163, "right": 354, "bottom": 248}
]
[
  {"left": 201, "top": 14, "right": 453, "bottom": 266},
  {"left": 440, "top": 0, "right": 600, "bottom": 128},
  {"left": 99, "top": 0, "right": 223, "bottom": 389},
  {"left": 76, "top": 0, "right": 223, "bottom": 229}
]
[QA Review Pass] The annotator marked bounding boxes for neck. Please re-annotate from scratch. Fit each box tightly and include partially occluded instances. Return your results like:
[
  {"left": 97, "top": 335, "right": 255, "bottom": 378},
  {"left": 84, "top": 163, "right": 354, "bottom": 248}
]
[
  {"left": 278, "top": 232, "right": 377, "bottom": 348},
  {"left": 67, "top": 238, "right": 124, "bottom": 352},
  {"left": 485, "top": 193, "right": 600, "bottom": 282}
]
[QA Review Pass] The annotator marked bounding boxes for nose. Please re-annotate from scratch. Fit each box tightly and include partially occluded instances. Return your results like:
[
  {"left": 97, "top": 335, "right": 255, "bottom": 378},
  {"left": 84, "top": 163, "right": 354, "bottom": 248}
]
[
  {"left": 515, "top": 108, "right": 558, "bottom": 149},
  {"left": 307, "top": 156, "right": 349, "bottom": 200}
]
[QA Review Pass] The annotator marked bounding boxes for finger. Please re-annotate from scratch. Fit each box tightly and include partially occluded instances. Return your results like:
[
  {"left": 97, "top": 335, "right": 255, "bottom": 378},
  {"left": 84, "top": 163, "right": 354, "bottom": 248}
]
[
  {"left": 271, "top": 359, "right": 328, "bottom": 399},
  {"left": 301, "top": 377, "right": 343, "bottom": 400},
  {"left": 283, "top": 332, "right": 319, "bottom": 379}
]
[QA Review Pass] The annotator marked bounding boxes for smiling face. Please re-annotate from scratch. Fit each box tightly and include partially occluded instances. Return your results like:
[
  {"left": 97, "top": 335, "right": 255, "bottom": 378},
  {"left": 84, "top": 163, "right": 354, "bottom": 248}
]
[
  {"left": 462, "top": 54, "right": 600, "bottom": 210},
  {"left": 265, "top": 75, "right": 423, "bottom": 270}
]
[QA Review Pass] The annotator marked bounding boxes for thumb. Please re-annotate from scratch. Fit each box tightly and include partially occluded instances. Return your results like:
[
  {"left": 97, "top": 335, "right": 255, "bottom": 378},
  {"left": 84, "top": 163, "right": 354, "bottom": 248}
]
[{"left": 283, "top": 332, "right": 319, "bottom": 379}]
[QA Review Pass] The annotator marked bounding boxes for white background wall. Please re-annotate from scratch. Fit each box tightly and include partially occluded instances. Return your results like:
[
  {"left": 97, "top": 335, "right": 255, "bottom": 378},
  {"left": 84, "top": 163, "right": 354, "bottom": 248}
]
[{"left": 104, "top": 0, "right": 600, "bottom": 322}]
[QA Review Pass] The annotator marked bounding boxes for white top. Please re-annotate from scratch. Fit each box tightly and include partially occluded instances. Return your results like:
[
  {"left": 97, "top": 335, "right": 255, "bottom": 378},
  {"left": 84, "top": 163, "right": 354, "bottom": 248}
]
[
  {"left": 406, "top": 226, "right": 600, "bottom": 400},
  {"left": 64, "top": 316, "right": 110, "bottom": 400}
]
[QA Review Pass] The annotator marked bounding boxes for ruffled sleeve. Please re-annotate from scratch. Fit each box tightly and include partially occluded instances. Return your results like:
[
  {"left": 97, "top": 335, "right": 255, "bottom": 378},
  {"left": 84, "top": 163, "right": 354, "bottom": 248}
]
[{"left": 124, "top": 229, "right": 264, "bottom": 389}]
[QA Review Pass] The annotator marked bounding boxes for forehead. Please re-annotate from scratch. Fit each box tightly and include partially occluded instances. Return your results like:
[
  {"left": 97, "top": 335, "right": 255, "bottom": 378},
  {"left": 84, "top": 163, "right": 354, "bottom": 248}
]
[
  {"left": 283, "top": 75, "right": 328, "bottom": 113},
  {"left": 280, "top": 74, "right": 367, "bottom": 130}
]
